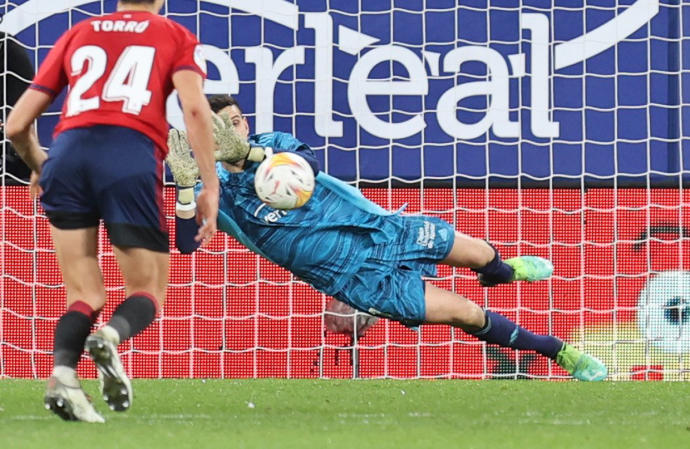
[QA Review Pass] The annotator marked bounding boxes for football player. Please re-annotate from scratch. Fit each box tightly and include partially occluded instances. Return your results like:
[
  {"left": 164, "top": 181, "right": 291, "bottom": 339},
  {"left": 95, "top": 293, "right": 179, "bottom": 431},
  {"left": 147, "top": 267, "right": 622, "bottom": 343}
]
[
  {"left": 6, "top": 0, "right": 220, "bottom": 422},
  {"left": 167, "top": 95, "right": 608, "bottom": 383}
]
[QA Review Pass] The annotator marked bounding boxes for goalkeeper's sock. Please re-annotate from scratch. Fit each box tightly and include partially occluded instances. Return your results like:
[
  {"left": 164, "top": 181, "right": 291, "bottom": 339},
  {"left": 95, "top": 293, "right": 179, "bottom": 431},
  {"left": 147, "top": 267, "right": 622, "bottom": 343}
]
[
  {"left": 470, "top": 310, "right": 563, "bottom": 359},
  {"left": 472, "top": 249, "right": 514, "bottom": 284},
  {"left": 106, "top": 292, "right": 158, "bottom": 342},
  {"left": 53, "top": 301, "right": 99, "bottom": 370}
]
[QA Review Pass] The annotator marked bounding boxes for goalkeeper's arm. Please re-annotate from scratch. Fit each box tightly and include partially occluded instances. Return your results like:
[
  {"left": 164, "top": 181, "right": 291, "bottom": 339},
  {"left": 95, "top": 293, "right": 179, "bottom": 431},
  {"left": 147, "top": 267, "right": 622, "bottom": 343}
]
[
  {"left": 166, "top": 125, "right": 209, "bottom": 254},
  {"left": 172, "top": 70, "right": 219, "bottom": 245},
  {"left": 176, "top": 211, "right": 202, "bottom": 254}
]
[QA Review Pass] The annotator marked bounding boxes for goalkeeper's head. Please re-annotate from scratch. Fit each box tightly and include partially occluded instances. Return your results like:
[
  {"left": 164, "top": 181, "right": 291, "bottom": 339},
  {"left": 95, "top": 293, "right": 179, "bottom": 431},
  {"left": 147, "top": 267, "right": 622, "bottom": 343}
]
[
  {"left": 117, "top": 0, "right": 164, "bottom": 13},
  {"left": 208, "top": 94, "right": 250, "bottom": 140}
]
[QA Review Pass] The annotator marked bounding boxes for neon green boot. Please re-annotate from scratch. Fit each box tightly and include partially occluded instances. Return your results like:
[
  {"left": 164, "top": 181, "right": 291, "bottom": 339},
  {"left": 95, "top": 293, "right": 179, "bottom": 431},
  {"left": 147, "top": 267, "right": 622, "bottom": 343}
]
[
  {"left": 505, "top": 256, "right": 554, "bottom": 282},
  {"left": 479, "top": 256, "right": 553, "bottom": 286},
  {"left": 556, "top": 344, "right": 608, "bottom": 381}
]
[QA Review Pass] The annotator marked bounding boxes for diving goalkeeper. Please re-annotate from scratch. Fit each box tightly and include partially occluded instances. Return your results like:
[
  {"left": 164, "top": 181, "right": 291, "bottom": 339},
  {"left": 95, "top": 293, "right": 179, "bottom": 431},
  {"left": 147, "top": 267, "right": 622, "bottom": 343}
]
[{"left": 168, "top": 94, "right": 607, "bottom": 381}]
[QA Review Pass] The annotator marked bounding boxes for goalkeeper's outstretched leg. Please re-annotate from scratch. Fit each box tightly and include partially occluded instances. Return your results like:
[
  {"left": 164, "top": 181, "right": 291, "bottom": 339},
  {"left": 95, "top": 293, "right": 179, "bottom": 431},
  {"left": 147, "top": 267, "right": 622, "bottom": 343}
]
[
  {"left": 423, "top": 232, "right": 607, "bottom": 381},
  {"left": 439, "top": 231, "right": 554, "bottom": 286},
  {"left": 423, "top": 283, "right": 607, "bottom": 380}
]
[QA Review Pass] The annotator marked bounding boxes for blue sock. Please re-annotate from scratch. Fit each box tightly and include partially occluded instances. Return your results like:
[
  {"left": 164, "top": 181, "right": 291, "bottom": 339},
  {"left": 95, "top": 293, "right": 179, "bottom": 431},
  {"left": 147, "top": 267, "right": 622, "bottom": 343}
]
[
  {"left": 472, "top": 250, "right": 514, "bottom": 284},
  {"left": 471, "top": 311, "right": 564, "bottom": 359}
]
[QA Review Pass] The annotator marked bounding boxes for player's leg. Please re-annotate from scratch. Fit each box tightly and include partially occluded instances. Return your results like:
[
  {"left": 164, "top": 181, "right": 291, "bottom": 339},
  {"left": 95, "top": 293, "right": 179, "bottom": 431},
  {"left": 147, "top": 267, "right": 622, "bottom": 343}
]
[
  {"left": 423, "top": 282, "right": 607, "bottom": 381},
  {"left": 83, "top": 126, "right": 170, "bottom": 411},
  {"left": 39, "top": 129, "right": 105, "bottom": 422},
  {"left": 44, "top": 226, "right": 105, "bottom": 423},
  {"left": 107, "top": 245, "right": 168, "bottom": 341},
  {"left": 84, "top": 247, "right": 168, "bottom": 412},
  {"left": 440, "top": 231, "right": 553, "bottom": 286}
]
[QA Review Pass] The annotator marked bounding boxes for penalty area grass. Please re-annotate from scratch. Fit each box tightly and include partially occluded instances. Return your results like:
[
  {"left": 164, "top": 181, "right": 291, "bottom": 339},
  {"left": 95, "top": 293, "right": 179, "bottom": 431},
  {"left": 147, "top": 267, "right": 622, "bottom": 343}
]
[{"left": 0, "top": 379, "right": 688, "bottom": 449}]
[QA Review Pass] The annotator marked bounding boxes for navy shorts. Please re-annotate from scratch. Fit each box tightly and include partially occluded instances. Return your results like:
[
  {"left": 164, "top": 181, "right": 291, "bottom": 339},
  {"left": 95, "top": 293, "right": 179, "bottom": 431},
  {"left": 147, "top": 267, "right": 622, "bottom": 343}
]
[
  {"left": 334, "top": 215, "right": 455, "bottom": 327},
  {"left": 39, "top": 125, "right": 169, "bottom": 253}
]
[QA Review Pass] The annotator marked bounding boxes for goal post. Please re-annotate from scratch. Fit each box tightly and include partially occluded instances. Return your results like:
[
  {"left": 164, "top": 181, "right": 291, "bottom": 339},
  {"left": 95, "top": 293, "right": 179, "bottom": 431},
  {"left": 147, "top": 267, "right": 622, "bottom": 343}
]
[{"left": 1, "top": 0, "right": 689, "bottom": 380}]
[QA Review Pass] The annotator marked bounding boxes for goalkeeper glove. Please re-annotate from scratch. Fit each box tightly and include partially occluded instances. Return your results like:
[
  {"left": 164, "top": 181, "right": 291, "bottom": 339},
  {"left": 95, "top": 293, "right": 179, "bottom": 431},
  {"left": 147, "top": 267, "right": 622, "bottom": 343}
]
[
  {"left": 166, "top": 128, "right": 199, "bottom": 206},
  {"left": 212, "top": 112, "right": 265, "bottom": 163}
]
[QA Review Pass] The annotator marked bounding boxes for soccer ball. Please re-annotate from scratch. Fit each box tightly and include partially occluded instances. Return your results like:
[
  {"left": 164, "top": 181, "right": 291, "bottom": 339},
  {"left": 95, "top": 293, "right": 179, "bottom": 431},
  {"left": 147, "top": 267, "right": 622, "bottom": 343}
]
[{"left": 254, "top": 152, "right": 315, "bottom": 209}]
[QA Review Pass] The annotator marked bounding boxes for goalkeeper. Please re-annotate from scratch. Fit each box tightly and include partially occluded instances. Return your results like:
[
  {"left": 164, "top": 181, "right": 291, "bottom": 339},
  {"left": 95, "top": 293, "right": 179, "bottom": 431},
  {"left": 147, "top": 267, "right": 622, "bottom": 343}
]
[{"left": 168, "top": 94, "right": 607, "bottom": 381}]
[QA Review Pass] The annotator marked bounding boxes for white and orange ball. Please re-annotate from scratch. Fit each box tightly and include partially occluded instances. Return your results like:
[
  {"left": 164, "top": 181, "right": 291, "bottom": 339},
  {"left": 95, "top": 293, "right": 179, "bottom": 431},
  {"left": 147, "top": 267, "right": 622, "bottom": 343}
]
[{"left": 254, "top": 152, "right": 315, "bottom": 210}]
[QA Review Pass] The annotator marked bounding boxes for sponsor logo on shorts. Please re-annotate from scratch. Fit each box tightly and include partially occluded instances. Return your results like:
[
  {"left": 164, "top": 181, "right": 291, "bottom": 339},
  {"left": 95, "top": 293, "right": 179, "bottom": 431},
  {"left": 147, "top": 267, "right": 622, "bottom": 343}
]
[{"left": 416, "top": 221, "right": 436, "bottom": 249}]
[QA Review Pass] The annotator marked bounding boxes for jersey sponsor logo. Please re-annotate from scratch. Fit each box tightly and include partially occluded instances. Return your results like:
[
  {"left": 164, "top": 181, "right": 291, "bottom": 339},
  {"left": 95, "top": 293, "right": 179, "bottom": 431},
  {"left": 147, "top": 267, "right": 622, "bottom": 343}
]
[
  {"left": 1, "top": 0, "right": 661, "bottom": 138},
  {"left": 254, "top": 203, "right": 288, "bottom": 223}
]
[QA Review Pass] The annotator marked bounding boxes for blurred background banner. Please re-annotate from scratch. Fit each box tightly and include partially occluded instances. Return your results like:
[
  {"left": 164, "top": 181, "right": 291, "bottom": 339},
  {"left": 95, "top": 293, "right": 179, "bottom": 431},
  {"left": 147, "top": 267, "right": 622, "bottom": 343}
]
[{"left": 2, "top": 0, "right": 685, "bottom": 185}]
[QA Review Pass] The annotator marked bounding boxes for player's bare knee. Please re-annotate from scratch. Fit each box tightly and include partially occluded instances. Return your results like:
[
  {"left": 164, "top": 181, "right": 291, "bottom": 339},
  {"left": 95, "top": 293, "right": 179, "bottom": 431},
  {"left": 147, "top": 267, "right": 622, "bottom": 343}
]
[
  {"left": 448, "top": 298, "right": 485, "bottom": 330},
  {"left": 462, "top": 237, "right": 495, "bottom": 268},
  {"left": 443, "top": 233, "right": 496, "bottom": 268},
  {"left": 476, "top": 239, "right": 496, "bottom": 266}
]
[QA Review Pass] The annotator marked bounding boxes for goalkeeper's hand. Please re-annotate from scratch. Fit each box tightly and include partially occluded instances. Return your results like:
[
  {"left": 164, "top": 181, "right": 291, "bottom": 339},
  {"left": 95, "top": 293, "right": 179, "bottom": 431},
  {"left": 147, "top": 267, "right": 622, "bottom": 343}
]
[
  {"left": 212, "top": 112, "right": 265, "bottom": 163},
  {"left": 167, "top": 129, "right": 200, "bottom": 206}
]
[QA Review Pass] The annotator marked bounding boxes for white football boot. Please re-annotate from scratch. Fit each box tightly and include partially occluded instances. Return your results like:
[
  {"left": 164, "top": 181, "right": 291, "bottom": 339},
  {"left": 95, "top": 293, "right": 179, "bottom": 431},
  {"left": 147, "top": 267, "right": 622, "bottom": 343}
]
[
  {"left": 44, "top": 375, "right": 105, "bottom": 423},
  {"left": 84, "top": 326, "right": 133, "bottom": 411}
]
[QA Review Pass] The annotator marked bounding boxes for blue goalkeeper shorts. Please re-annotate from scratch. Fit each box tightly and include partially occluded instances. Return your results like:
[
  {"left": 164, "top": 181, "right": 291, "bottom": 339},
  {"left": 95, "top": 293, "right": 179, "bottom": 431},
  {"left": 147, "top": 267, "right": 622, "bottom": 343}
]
[
  {"left": 334, "top": 215, "right": 455, "bottom": 327},
  {"left": 39, "top": 125, "right": 168, "bottom": 252}
]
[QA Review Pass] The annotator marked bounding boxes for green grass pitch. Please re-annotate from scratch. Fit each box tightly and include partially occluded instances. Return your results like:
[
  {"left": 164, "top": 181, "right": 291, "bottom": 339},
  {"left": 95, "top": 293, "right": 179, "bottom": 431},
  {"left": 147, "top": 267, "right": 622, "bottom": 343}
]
[{"left": 1, "top": 379, "right": 688, "bottom": 449}]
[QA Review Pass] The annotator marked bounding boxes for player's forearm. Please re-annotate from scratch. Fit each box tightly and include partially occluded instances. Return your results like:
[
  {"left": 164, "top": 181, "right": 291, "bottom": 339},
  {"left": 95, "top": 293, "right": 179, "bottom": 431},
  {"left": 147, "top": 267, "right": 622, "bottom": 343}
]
[
  {"left": 6, "top": 88, "right": 52, "bottom": 172},
  {"left": 175, "top": 214, "right": 202, "bottom": 254},
  {"left": 174, "top": 185, "right": 202, "bottom": 254},
  {"left": 7, "top": 124, "right": 47, "bottom": 172}
]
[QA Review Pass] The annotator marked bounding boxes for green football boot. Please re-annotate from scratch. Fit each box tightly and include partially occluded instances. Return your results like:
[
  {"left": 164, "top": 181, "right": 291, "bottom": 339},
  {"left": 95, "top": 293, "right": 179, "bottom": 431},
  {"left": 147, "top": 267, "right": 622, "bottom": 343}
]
[
  {"left": 556, "top": 344, "right": 608, "bottom": 381},
  {"left": 479, "top": 256, "right": 554, "bottom": 287}
]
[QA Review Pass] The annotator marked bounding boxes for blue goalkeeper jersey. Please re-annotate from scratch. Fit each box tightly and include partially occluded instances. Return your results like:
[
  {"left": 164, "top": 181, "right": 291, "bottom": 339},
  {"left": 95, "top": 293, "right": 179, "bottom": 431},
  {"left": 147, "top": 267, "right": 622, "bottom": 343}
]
[{"left": 201, "top": 131, "right": 405, "bottom": 296}]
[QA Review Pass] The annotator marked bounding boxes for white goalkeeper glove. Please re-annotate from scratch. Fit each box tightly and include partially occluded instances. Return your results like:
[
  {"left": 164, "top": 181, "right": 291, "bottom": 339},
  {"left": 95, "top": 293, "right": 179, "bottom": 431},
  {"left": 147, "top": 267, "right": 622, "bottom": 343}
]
[
  {"left": 166, "top": 128, "right": 199, "bottom": 206},
  {"left": 212, "top": 112, "right": 265, "bottom": 163}
]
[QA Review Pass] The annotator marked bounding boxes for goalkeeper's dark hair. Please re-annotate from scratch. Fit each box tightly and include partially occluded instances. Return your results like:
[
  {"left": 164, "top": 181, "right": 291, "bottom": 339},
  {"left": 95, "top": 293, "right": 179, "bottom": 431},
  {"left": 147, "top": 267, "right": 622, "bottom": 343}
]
[
  {"left": 118, "top": 0, "right": 157, "bottom": 4},
  {"left": 208, "top": 94, "right": 243, "bottom": 115}
]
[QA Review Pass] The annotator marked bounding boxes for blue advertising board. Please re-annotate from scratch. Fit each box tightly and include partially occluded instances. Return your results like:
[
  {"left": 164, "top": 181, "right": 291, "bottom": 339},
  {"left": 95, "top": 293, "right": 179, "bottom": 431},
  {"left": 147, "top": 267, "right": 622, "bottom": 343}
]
[{"left": 1, "top": 0, "right": 687, "bottom": 184}]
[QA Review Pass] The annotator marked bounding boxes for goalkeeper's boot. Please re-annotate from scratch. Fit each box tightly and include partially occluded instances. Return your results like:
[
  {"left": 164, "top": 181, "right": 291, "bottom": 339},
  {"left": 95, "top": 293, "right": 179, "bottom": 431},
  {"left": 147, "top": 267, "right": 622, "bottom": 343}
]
[
  {"left": 85, "top": 327, "right": 132, "bottom": 412},
  {"left": 479, "top": 256, "right": 554, "bottom": 287},
  {"left": 556, "top": 343, "right": 608, "bottom": 381},
  {"left": 44, "top": 375, "right": 105, "bottom": 423}
]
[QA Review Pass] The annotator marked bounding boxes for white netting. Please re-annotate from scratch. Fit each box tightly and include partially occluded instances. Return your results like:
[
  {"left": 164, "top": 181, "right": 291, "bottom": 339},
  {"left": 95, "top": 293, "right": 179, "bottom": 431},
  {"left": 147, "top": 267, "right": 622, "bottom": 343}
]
[{"left": 1, "top": 0, "right": 689, "bottom": 380}]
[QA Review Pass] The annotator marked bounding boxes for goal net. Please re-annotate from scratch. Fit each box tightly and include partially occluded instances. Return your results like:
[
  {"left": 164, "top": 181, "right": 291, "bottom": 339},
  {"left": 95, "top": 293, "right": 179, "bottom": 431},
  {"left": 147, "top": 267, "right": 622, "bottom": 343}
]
[{"left": 2, "top": 0, "right": 689, "bottom": 380}]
